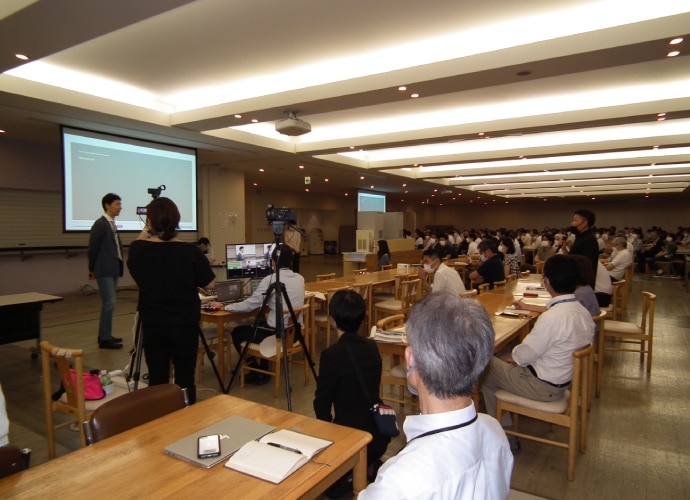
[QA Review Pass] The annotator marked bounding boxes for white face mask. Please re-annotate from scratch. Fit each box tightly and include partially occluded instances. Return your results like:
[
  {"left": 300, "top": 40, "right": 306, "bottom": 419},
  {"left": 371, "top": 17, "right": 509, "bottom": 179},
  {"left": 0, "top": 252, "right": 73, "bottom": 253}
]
[
  {"left": 541, "top": 240, "right": 550, "bottom": 247},
  {"left": 439, "top": 240, "right": 446, "bottom": 246},
  {"left": 429, "top": 238, "right": 436, "bottom": 244},
  {"left": 406, "top": 364, "right": 418, "bottom": 396},
  {"left": 498, "top": 245, "right": 506, "bottom": 253},
  {"left": 666, "top": 236, "right": 673, "bottom": 242},
  {"left": 595, "top": 233, "right": 601, "bottom": 239},
  {"left": 423, "top": 263, "right": 435, "bottom": 273},
  {"left": 480, "top": 255, "right": 488, "bottom": 262},
  {"left": 602, "top": 234, "right": 609, "bottom": 241},
  {"left": 632, "top": 234, "right": 639, "bottom": 240}
]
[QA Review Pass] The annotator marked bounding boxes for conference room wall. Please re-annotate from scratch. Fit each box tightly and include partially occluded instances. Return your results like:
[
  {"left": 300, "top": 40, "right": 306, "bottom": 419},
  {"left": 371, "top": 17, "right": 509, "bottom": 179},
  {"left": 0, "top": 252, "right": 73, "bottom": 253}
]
[{"left": 388, "top": 198, "right": 690, "bottom": 233}]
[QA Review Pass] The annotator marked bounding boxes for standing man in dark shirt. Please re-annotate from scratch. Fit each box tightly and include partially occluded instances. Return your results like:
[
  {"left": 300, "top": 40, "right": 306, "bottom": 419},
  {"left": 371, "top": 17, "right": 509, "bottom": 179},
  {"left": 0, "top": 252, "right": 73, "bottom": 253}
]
[
  {"left": 88, "top": 193, "right": 124, "bottom": 349},
  {"left": 567, "top": 208, "right": 599, "bottom": 278},
  {"left": 469, "top": 239, "right": 505, "bottom": 290}
]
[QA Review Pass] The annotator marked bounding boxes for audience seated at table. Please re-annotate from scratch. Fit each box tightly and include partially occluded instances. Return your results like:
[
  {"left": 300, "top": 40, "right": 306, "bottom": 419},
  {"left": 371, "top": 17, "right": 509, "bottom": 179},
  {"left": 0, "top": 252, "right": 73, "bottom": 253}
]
[
  {"left": 481, "top": 255, "right": 595, "bottom": 452},
  {"left": 647, "top": 233, "right": 678, "bottom": 275},
  {"left": 469, "top": 239, "right": 505, "bottom": 290},
  {"left": 499, "top": 237, "right": 521, "bottom": 277},
  {"left": 418, "top": 247, "right": 466, "bottom": 296},
  {"left": 603, "top": 237, "right": 633, "bottom": 281},
  {"left": 376, "top": 240, "right": 390, "bottom": 271},
  {"left": 360, "top": 293, "right": 513, "bottom": 499}
]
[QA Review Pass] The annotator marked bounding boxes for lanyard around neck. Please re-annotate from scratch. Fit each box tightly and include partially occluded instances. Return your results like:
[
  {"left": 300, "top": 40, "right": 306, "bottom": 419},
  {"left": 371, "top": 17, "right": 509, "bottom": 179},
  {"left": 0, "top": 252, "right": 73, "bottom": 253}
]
[{"left": 406, "top": 414, "right": 478, "bottom": 447}]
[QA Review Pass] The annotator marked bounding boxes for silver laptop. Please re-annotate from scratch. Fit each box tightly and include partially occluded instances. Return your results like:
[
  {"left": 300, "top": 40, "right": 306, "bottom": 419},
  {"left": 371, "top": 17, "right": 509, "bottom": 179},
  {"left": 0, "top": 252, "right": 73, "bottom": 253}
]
[
  {"left": 215, "top": 280, "right": 243, "bottom": 304},
  {"left": 163, "top": 415, "right": 275, "bottom": 468}
]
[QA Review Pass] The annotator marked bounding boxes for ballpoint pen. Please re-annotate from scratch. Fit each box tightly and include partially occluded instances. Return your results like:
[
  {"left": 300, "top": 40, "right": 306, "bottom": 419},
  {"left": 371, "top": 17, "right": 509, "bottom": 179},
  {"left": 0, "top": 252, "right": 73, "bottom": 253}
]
[{"left": 267, "top": 442, "right": 302, "bottom": 454}]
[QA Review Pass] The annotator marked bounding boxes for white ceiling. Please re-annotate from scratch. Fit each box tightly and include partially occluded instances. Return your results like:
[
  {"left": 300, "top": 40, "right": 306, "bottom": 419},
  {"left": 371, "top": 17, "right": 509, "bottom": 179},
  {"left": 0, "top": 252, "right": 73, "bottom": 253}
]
[{"left": 1, "top": 0, "right": 689, "bottom": 206}]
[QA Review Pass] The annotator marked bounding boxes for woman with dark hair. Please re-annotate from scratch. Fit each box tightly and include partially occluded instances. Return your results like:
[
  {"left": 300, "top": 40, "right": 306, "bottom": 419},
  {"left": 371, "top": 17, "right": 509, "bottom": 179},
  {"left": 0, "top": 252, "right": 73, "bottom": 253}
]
[
  {"left": 376, "top": 240, "right": 391, "bottom": 271},
  {"left": 499, "top": 237, "right": 520, "bottom": 277},
  {"left": 414, "top": 230, "right": 424, "bottom": 249},
  {"left": 127, "top": 197, "right": 215, "bottom": 404}
]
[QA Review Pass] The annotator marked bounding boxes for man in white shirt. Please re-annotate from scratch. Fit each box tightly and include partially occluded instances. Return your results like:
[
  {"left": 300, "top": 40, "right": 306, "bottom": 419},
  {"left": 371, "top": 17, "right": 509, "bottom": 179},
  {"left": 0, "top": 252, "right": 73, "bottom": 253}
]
[
  {"left": 212, "top": 245, "right": 305, "bottom": 384},
  {"left": 418, "top": 248, "right": 466, "bottom": 295},
  {"left": 360, "top": 293, "right": 513, "bottom": 500},
  {"left": 481, "top": 255, "right": 595, "bottom": 432},
  {"left": 604, "top": 237, "right": 632, "bottom": 281}
]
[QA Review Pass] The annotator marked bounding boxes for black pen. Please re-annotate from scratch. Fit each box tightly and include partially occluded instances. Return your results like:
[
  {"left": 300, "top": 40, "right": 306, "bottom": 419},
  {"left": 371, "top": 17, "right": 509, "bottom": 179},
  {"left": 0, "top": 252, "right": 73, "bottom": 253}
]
[{"left": 267, "top": 442, "right": 302, "bottom": 454}]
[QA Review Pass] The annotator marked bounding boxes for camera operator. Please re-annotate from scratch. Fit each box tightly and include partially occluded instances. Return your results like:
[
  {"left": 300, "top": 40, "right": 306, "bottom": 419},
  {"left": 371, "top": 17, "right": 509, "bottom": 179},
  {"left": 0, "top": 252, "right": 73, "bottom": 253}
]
[
  {"left": 210, "top": 244, "right": 305, "bottom": 385},
  {"left": 127, "top": 197, "right": 215, "bottom": 404}
]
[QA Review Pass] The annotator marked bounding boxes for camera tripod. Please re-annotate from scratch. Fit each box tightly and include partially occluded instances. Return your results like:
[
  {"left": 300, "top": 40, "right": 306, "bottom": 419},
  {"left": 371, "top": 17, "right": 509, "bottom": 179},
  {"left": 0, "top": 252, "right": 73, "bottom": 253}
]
[
  {"left": 226, "top": 229, "right": 317, "bottom": 411},
  {"left": 126, "top": 312, "right": 225, "bottom": 393}
]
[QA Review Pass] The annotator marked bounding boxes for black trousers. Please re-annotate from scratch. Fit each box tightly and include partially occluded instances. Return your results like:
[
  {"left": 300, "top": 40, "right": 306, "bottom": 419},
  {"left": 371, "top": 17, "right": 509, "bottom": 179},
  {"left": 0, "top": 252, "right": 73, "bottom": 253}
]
[{"left": 142, "top": 323, "right": 199, "bottom": 404}]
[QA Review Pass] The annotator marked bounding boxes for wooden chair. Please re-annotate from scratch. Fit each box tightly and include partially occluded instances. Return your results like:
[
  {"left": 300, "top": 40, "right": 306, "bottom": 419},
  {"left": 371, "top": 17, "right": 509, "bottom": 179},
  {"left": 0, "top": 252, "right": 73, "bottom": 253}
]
[
  {"left": 316, "top": 273, "right": 336, "bottom": 281},
  {"left": 373, "top": 278, "right": 420, "bottom": 324},
  {"left": 40, "top": 341, "right": 129, "bottom": 458},
  {"left": 496, "top": 344, "right": 593, "bottom": 481},
  {"left": 351, "top": 282, "right": 373, "bottom": 333},
  {"left": 591, "top": 309, "right": 607, "bottom": 400},
  {"left": 506, "top": 273, "right": 518, "bottom": 281},
  {"left": 535, "top": 261, "right": 545, "bottom": 275},
  {"left": 459, "top": 289, "right": 478, "bottom": 298},
  {"left": 240, "top": 303, "right": 311, "bottom": 397},
  {"left": 314, "top": 286, "right": 351, "bottom": 348},
  {"left": 0, "top": 446, "right": 31, "bottom": 479},
  {"left": 380, "top": 264, "right": 392, "bottom": 271},
  {"left": 375, "top": 315, "right": 417, "bottom": 407},
  {"left": 477, "top": 283, "right": 490, "bottom": 294},
  {"left": 352, "top": 268, "right": 369, "bottom": 275},
  {"left": 84, "top": 384, "right": 188, "bottom": 444},
  {"left": 520, "top": 271, "right": 531, "bottom": 278},
  {"left": 493, "top": 279, "right": 507, "bottom": 289},
  {"left": 603, "top": 291, "right": 656, "bottom": 373},
  {"left": 605, "top": 280, "right": 625, "bottom": 321}
]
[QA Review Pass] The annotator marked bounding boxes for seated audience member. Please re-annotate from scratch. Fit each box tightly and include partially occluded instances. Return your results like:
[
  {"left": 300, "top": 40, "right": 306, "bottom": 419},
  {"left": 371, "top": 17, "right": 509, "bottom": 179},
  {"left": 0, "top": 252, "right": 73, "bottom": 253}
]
[
  {"left": 314, "top": 291, "right": 390, "bottom": 495},
  {"left": 554, "top": 233, "right": 567, "bottom": 254},
  {"left": 604, "top": 237, "right": 633, "bottom": 281},
  {"left": 481, "top": 255, "right": 595, "bottom": 450},
  {"left": 681, "top": 228, "right": 690, "bottom": 246},
  {"left": 636, "top": 229, "right": 663, "bottom": 272},
  {"left": 467, "top": 233, "right": 480, "bottom": 256},
  {"left": 469, "top": 239, "right": 505, "bottom": 290},
  {"left": 1, "top": 383, "right": 8, "bottom": 447},
  {"left": 510, "top": 230, "right": 522, "bottom": 261},
  {"left": 499, "top": 237, "right": 520, "bottom": 277},
  {"left": 647, "top": 233, "right": 678, "bottom": 275},
  {"left": 213, "top": 245, "right": 305, "bottom": 385},
  {"left": 414, "top": 229, "right": 425, "bottom": 249},
  {"left": 360, "top": 293, "right": 513, "bottom": 499},
  {"left": 438, "top": 234, "right": 458, "bottom": 259},
  {"left": 594, "top": 260, "right": 613, "bottom": 307},
  {"left": 423, "top": 233, "right": 437, "bottom": 251},
  {"left": 419, "top": 247, "right": 466, "bottom": 296},
  {"left": 514, "top": 254, "right": 600, "bottom": 320},
  {"left": 535, "top": 233, "right": 557, "bottom": 264},
  {"left": 197, "top": 237, "right": 215, "bottom": 263},
  {"left": 376, "top": 240, "right": 391, "bottom": 271}
]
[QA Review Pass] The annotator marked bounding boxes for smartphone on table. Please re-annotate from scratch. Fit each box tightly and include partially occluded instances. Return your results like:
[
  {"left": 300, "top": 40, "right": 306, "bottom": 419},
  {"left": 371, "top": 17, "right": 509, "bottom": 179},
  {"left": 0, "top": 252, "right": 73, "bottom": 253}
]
[{"left": 197, "top": 434, "right": 221, "bottom": 459}]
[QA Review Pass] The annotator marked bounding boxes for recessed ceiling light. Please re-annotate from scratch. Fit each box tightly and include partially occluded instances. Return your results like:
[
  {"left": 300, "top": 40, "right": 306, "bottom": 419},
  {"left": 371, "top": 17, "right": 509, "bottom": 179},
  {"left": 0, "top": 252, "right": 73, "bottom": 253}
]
[
  {"left": 360, "top": 176, "right": 365, "bottom": 180},
  {"left": 259, "top": 168, "right": 264, "bottom": 172},
  {"left": 251, "top": 118, "right": 258, "bottom": 123},
  {"left": 657, "top": 112, "right": 666, "bottom": 117},
  {"left": 370, "top": 185, "right": 375, "bottom": 189},
  {"left": 252, "top": 183, "right": 258, "bottom": 186},
  {"left": 0, "top": 129, "right": 5, "bottom": 134},
  {"left": 410, "top": 93, "right": 419, "bottom": 98},
  {"left": 234, "top": 114, "right": 242, "bottom": 119},
  {"left": 478, "top": 132, "right": 485, "bottom": 136},
  {"left": 324, "top": 178, "right": 329, "bottom": 182},
  {"left": 404, "top": 190, "right": 408, "bottom": 194},
  {"left": 657, "top": 116, "right": 666, "bottom": 121},
  {"left": 349, "top": 146, "right": 355, "bottom": 149},
  {"left": 299, "top": 165, "right": 305, "bottom": 169},
  {"left": 344, "top": 193, "right": 349, "bottom": 196},
  {"left": 305, "top": 188, "right": 310, "bottom": 192},
  {"left": 669, "top": 37, "right": 684, "bottom": 45},
  {"left": 667, "top": 51, "right": 680, "bottom": 57},
  {"left": 15, "top": 54, "right": 28, "bottom": 61},
  {"left": 402, "top": 183, "right": 407, "bottom": 187},
  {"left": 398, "top": 86, "right": 407, "bottom": 91}
]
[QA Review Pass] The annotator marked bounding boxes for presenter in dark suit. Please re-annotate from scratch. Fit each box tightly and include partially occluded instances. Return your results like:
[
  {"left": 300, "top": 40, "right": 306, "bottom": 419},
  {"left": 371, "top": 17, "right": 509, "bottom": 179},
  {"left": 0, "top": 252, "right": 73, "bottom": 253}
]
[
  {"left": 314, "top": 290, "right": 390, "bottom": 492},
  {"left": 88, "top": 193, "right": 124, "bottom": 349}
]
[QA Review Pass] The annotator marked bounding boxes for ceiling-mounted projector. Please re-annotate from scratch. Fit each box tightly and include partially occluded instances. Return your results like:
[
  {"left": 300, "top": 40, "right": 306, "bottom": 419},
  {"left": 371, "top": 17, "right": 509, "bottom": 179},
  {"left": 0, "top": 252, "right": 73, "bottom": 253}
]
[{"left": 275, "top": 110, "right": 312, "bottom": 136}]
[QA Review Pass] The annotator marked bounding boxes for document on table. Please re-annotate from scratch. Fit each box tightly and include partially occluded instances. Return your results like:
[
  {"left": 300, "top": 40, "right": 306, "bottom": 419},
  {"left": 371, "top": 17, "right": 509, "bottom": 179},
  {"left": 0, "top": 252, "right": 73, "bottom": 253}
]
[
  {"left": 225, "top": 429, "right": 332, "bottom": 483},
  {"left": 369, "top": 326, "right": 406, "bottom": 343}
]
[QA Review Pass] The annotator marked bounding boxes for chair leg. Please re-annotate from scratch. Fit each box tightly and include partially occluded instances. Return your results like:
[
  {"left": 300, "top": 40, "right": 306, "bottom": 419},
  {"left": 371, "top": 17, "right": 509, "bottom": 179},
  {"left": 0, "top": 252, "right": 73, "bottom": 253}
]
[
  {"left": 596, "top": 333, "right": 605, "bottom": 398},
  {"left": 567, "top": 420, "right": 577, "bottom": 481},
  {"left": 647, "top": 337, "right": 653, "bottom": 373},
  {"left": 274, "top": 358, "right": 281, "bottom": 398}
]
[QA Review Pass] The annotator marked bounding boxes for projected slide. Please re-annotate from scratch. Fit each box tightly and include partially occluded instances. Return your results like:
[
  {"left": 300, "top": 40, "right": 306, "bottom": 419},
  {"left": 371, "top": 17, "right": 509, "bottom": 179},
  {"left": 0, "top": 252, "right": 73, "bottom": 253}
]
[{"left": 62, "top": 127, "right": 198, "bottom": 231}]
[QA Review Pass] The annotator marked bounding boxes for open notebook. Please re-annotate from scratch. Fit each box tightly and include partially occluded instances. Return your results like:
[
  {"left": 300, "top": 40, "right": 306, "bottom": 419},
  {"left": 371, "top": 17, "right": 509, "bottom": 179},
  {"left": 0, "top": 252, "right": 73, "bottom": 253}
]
[{"left": 225, "top": 429, "right": 332, "bottom": 483}]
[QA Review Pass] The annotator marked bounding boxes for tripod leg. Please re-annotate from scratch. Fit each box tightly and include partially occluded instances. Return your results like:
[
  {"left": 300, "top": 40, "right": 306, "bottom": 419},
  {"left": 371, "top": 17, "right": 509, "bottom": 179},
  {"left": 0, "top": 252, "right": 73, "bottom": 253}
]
[
  {"left": 127, "top": 313, "right": 145, "bottom": 391},
  {"left": 198, "top": 329, "right": 225, "bottom": 393}
]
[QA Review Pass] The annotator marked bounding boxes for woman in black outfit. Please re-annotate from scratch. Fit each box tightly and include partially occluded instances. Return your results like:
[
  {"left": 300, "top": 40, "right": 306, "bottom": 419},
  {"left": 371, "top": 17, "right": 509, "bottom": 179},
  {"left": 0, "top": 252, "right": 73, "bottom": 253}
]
[
  {"left": 314, "top": 290, "right": 390, "bottom": 495},
  {"left": 127, "top": 197, "right": 215, "bottom": 404}
]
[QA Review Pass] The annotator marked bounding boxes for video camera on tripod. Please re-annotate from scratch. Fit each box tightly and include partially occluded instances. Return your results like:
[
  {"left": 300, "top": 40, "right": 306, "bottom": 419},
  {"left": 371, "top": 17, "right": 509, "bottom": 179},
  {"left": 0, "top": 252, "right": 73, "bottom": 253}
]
[{"left": 266, "top": 204, "right": 297, "bottom": 235}]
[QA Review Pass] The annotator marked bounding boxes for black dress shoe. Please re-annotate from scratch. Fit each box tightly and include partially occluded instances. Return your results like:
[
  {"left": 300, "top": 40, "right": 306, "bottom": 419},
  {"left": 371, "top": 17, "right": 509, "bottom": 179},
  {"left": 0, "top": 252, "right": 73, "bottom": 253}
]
[
  {"left": 99, "top": 340, "right": 123, "bottom": 349},
  {"left": 111, "top": 336, "right": 123, "bottom": 343}
]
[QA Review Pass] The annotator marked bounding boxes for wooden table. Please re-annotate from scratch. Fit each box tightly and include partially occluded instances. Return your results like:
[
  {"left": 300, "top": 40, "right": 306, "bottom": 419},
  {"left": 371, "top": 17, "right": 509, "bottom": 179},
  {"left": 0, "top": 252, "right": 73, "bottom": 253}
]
[
  {"left": 0, "top": 395, "right": 372, "bottom": 499},
  {"left": 0, "top": 292, "right": 63, "bottom": 356}
]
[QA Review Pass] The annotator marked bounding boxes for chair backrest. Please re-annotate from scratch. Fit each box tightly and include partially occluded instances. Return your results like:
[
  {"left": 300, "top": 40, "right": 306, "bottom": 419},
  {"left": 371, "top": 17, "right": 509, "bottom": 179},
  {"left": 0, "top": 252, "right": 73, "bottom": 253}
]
[
  {"left": 506, "top": 273, "right": 518, "bottom": 281},
  {"left": 376, "top": 314, "right": 405, "bottom": 330},
  {"left": 493, "top": 279, "right": 507, "bottom": 288},
  {"left": 459, "top": 289, "right": 478, "bottom": 298},
  {"left": 520, "top": 271, "right": 531, "bottom": 278},
  {"left": 352, "top": 268, "right": 369, "bottom": 275},
  {"left": 592, "top": 309, "right": 607, "bottom": 333},
  {"left": 380, "top": 264, "right": 392, "bottom": 271},
  {"left": 316, "top": 273, "right": 336, "bottom": 281},
  {"left": 639, "top": 291, "right": 656, "bottom": 333},
  {"left": 572, "top": 344, "right": 593, "bottom": 419},
  {"left": 86, "top": 384, "right": 188, "bottom": 444},
  {"left": 40, "top": 341, "right": 86, "bottom": 416},
  {"left": 477, "top": 283, "right": 490, "bottom": 294},
  {"left": 609, "top": 280, "right": 625, "bottom": 320},
  {"left": 0, "top": 446, "right": 31, "bottom": 479},
  {"left": 400, "top": 279, "right": 420, "bottom": 311}
]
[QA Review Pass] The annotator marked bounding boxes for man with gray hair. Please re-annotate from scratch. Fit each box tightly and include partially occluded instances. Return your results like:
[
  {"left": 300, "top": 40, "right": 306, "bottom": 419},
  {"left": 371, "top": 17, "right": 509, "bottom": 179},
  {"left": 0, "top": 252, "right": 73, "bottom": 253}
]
[
  {"left": 359, "top": 293, "right": 513, "bottom": 499},
  {"left": 603, "top": 236, "right": 632, "bottom": 281}
]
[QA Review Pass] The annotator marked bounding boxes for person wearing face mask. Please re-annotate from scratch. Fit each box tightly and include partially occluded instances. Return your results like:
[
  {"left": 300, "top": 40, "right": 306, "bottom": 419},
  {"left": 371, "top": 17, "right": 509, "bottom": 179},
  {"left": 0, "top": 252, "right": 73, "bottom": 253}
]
[
  {"left": 595, "top": 231, "right": 605, "bottom": 252},
  {"left": 499, "top": 237, "right": 520, "bottom": 277},
  {"left": 647, "top": 232, "right": 678, "bottom": 276},
  {"left": 553, "top": 233, "right": 566, "bottom": 255},
  {"left": 522, "top": 233, "right": 556, "bottom": 273},
  {"left": 636, "top": 229, "right": 664, "bottom": 273},
  {"left": 681, "top": 229, "right": 690, "bottom": 246},
  {"left": 604, "top": 237, "right": 633, "bottom": 281},
  {"left": 567, "top": 209, "right": 599, "bottom": 278},
  {"left": 468, "top": 239, "right": 505, "bottom": 290},
  {"left": 438, "top": 234, "right": 458, "bottom": 259},
  {"left": 423, "top": 233, "right": 437, "bottom": 251},
  {"left": 418, "top": 247, "right": 466, "bottom": 295},
  {"left": 359, "top": 293, "right": 513, "bottom": 500}
]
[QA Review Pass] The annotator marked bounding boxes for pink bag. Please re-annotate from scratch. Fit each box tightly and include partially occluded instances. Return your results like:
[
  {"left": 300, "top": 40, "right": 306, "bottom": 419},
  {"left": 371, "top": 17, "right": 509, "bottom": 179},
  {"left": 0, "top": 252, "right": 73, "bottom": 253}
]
[{"left": 68, "top": 369, "right": 106, "bottom": 400}]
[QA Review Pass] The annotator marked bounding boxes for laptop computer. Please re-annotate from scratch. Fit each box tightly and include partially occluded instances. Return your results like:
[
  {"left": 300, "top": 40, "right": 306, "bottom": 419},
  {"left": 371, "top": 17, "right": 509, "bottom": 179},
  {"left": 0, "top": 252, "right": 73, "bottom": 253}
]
[
  {"left": 215, "top": 280, "right": 243, "bottom": 304},
  {"left": 164, "top": 415, "right": 276, "bottom": 468}
]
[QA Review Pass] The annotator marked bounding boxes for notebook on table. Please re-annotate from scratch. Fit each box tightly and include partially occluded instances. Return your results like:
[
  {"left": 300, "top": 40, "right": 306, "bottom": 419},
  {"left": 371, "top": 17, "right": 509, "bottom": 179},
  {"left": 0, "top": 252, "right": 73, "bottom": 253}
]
[{"left": 164, "top": 415, "right": 275, "bottom": 468}]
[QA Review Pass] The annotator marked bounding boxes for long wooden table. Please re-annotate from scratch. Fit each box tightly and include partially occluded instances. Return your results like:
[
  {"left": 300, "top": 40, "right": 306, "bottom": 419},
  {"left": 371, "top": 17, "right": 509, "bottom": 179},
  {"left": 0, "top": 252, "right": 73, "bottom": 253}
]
[
  {"left": 0, "top": 292, "right": 63, "bottom": 357},
  {"left": 0, "top": 395, "right": 372, "bottom": 499}
]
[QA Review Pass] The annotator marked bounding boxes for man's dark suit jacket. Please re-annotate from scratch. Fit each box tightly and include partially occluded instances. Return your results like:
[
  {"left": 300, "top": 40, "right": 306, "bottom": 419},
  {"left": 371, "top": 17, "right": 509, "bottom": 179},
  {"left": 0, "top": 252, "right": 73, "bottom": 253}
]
[
  {"left": 88, "top": 216, "right": 123, "bottom": 277},
  {"left": 314, "top": 331, "right": 390, "bottom": 461},
  {"left": 570, "top": 228, "right": 599, "bottom": 277}
]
